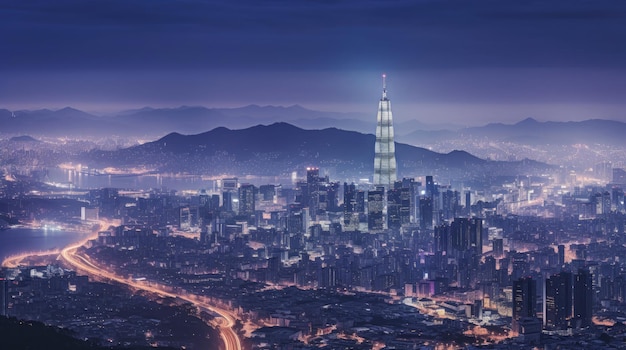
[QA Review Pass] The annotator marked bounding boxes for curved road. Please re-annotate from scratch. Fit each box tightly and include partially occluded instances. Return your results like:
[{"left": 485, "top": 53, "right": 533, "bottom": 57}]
[
  {"left": 2, "top": 249, "right": 60, "bottom": 268},
  {"left": 60, "top": 237, "right": 242, "bottom": 350}
]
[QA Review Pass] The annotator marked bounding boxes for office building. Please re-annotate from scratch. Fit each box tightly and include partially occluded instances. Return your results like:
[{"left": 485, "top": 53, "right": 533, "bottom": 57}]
[
  {"left": 238, "top": 184, "right": 256, "bottom": 217},
  {"left": 368, "top": 187, "right": 385, "bottom": 231},
  {"left": 573, "top": 268, "right": 593, "bottom": 328},
  {"left": 544, "top": 271, "right": 572, "bottom": 330},
  {"left": 0, "top": 275, "right": 7, "bottom": 317},
  {"left": 343, "top": 183, "right": 359, "bottom": 229},
  {"left": 513, "top": 277, "right": 537, "bottom": 332}
]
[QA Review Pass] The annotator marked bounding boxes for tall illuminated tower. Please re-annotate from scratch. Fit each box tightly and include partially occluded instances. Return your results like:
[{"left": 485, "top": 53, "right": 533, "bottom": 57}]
[{"left": 373, "top": 74, "right": 397, "bottom": 187}]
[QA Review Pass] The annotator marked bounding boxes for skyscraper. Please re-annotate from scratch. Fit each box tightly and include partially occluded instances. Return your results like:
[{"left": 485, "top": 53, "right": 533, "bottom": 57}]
[
  {"left": 425, "top": 176, "right": 435, "bottom": 198},
  {"left": 238, "top": 183, "right": 256, "bottom": 217},
  {"left": 368, "top": 187, "right": 385, "bottom": 231},
  {"left": 0, "top": 274, "right": 8, "bottom": 317},
  {"left": 343, "top": 182, "right": 359, "bottom": 229},
  {"left": 513, "top": 276, "right": 537, "bottom": 332},
  {"left": 222, "top": 177, "right": 238, "bottom": 213},
  {"left": 573, "top": 268, "right": 593, "bottom": 328},
  {"left": 544, "top": 271, "right": 572, "bottom": 330},
  {"left": 419, "top": 196, "right": 433, "bottom": 229},
  {"left": 373, "top": 74, "right": 397, "bottom": 187},
  {"left": 449, "top": 218, "right": 483, "bottom": 256},
  {"left": 306, "top": 167, "right": 320, "bottom": 220},
  {"left": 387, "top": 182, "right": 411, "bottom": 230}
]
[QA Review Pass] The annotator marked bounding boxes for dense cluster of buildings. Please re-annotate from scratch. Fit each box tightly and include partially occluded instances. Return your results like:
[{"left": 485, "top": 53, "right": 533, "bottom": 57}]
[
  {"left": 0, "top": 265, "right": 218, "bottom": 348},
  {"left": 2, "top": 79, "right": 626, "bottom": 348},
  {"left": 37, "top": 161, "right": 622, "bottom": 348}
]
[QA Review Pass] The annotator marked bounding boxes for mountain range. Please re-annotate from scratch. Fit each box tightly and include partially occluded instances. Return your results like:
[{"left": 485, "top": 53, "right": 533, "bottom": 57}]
[
  {"left": 3, "top": 105, "right": 625, "bottom": 172},
  {"left": 84, "top": 122, "right": 551, "bottom": 181},
  {"left": 397, "top": 117, "right": 626, "bottom": 146},
  {"left": 2, "top": 106, "right": 624, "bottom": 147},
  {"left": 0, "top": 105, "right": 376, "bottom": 138}
]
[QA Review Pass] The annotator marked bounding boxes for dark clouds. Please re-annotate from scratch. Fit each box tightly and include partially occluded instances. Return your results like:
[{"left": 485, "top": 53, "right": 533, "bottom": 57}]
[
  {"left": 4, "top": 0, "right": 626, "bottom": 70},
  {"left": 1, "top": 0, "right": 626, "bottom": 123}
]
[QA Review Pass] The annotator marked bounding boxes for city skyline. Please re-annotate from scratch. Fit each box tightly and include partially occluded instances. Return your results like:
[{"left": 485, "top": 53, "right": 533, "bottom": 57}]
[
  {"left": 2, "top": 0, "right": 626, "bottom": 125},
  {"left": 4, "top": 1, "right": 626, "bottom": 348}
]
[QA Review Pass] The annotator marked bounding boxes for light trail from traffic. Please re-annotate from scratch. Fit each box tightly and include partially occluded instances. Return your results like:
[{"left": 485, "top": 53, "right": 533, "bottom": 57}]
[
  {"left": 1, "top": 218, "right": 242, "bottom": 350},
  {"left": 2, "top": 249, "right": 60, "bottom": 268},
  {"left": 60, "top": 238, "right": 242, "bottom": 350},
  {"left": 1, "top": 218, "right": 115, "bottom": 268}
]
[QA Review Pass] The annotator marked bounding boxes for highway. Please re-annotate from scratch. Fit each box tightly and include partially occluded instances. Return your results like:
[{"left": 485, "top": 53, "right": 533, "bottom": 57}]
[
  {"left": 2, "top": 249, "right": 60, "bottom": 268},
  {"left": 60, "top": 237, "right": 242, "bottom": 350}
]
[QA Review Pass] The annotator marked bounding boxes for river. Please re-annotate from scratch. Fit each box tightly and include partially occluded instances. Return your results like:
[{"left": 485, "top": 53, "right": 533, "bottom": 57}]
[
  {"left": 0, "top": 227, "right": 90, "bottom": 261},
  {"left": 44, "top": 168, "right": 293, "bottom": 191}
]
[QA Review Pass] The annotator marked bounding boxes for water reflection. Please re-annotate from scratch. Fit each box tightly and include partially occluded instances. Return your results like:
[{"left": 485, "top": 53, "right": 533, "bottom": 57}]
[{"left": 46, "top": 168, "right": 291, "bottom": 191}]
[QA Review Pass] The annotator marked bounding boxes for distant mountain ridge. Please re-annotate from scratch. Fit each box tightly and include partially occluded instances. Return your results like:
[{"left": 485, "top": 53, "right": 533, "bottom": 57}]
[
  {"left": 85, "top": 122, "right": 551, "bottom": 181},
  {"left": 2, "top": 105, "right": 624, "bottom": 147},
  {"left": 0, "top": 107, "right": 123, "bottom": 137},
  {"left": 0, "top": 105, "right": 376, "bottom": 137},
  {"left": 467, "top": 118, "right": 626, "bottom": 145},
  {"left": 399, "top": 117, "right": 626, "bottom": 146}
]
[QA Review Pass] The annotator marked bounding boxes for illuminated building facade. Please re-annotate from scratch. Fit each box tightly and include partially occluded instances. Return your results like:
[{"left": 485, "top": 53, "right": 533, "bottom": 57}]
[
  {"left": 238, "top": 183, "right": 256, "bottom": 217},
  {"left": 306, "top": 167, "right": 320, "bottom": 220},
  {"left": 373, "top": 74, "right": 397, "bottom": 188},
  {"left": 368, "top": 187, "right": 384, "bottom": 231}
]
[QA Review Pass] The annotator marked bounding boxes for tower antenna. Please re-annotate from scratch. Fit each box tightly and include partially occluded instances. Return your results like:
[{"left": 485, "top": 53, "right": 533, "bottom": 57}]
[{"left": 382, "top": 73, "right": 387, "bottom": 99}]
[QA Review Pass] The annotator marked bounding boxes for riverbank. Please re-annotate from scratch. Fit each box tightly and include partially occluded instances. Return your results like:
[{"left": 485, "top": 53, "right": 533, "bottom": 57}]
[{"left": 0, "top": 219, "right": 116, "bottom": 266}]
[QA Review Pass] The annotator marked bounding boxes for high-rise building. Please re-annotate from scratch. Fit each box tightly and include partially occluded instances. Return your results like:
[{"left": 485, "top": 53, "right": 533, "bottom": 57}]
[
  {"left": 317, "top": 181, "right": 339, "bottom": 215},
  {"left": 513, "top": 277, "right": 537, "bottom": 332},
  {"left": 306, "top": 167, "right": 320, "bottom": 219},
  {"left": 373, "top": 74, "right": 397, "bottom": 187},
  {"left": 401, "top": 178, "right": 420, "bottom": 223},
  {"left": 558, "top": 245, "right": 566, "bottom": 266},
  {"left": 0, "top": 274, "right": 8, "bottom": 317},
  {"left": 368, "top": 187, "right": 385, "bottom": 231},
  {"left": 343, "top": 183, "right": 359, "bottom": 229},
  {"left": 544, "top": 271, "right": 572, "bottom": 330},
  {"left": 387, "top": 182, "right": 411, "bottom": 230},
  {"left": 492, "top": 238, "right": 504, "bottom": 258},
  {"left": 419, "top": 196, "right": 433, "bottom": 229},
  {"left": 434, "top": 222, "right": 450, "bottom": 253},
  {"left": 449, "top": 218, "right": 483, "bottom": 255},
  {"left": 425, "top": 176, "right": 436, "bottom": 198},
  {"left": 287, "top": 203, "right": 304, "bottom": 234},
  {"left": 222, "top": 177, "right": 238, "bottom": 213},
  {"left": 611, "top": 187, "right": 624, "bottom": 212},
  {"left": 222, "top": 191, "right": 235, "bottom": 212},
  {"left": 179, "top": 206, "right": 191, "bottom": 230},
  {"left": 238, "top": 184, "right": 256, "bottom": 217},
  {"left": 511, "top": 252, "right": 530, "bottom": 282},
  {"left": 441, "top": 189, "right": 460, "bottom": 221},
  {"left": 318, "top": 266, "right": 337, "bottom": 289},
  {"left": 573, "top": 268, "right": 593, "bottom": 328}
]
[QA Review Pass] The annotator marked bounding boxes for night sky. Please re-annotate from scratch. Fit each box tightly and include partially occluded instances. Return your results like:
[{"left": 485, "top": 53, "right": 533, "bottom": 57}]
[{"left": 2, "top": 0, "right": 626, "bottom": 125}]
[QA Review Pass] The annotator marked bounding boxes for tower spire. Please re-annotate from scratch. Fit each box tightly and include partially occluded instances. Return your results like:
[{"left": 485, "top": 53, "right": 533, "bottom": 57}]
[
  {"left": 373, "top": 74, "right": 397, "bottom": 187},
  {"left": 382, "top": 73, "right": 387, "bottom": 100}
]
